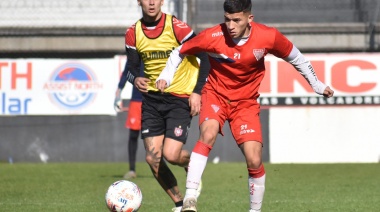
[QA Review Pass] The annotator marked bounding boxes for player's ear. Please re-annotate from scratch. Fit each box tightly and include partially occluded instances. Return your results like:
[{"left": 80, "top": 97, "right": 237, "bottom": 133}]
[
  {"left": 137, "top": 0, "right": 141, "bottom": 6},
  {"left": 161, "top": 0, "right": 164, "bottom": 6},
  {"left": 249, "top": 14, "right": 254, "bottom": 22}
]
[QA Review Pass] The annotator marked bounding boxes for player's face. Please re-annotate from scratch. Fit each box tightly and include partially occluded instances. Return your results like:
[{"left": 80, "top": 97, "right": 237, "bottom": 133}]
[
  {"left": 138, "top": 0, "right": 164, "bottom": 22},
  {"left": 224, "top": 12, "right": 252, "bottom": 38}
]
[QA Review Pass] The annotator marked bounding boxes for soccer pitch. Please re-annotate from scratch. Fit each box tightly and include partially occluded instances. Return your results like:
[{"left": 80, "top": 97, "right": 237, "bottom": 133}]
[{"left": 1, "top": 162, "right": 379, "bottom": 211}]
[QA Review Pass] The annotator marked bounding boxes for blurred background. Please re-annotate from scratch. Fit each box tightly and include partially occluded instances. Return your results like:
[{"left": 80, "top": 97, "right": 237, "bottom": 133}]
[{"left": 0, "top": 0, "right": 379, "bottom": 164}]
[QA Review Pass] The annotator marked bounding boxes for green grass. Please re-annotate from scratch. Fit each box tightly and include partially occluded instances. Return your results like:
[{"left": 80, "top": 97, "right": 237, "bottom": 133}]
[{"left": 1, "top": 162, "right": 379, "bottom": 211}]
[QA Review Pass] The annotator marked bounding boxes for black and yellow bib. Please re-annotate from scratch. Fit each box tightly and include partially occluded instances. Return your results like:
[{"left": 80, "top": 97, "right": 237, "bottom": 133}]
[{"left": 135, "top": 14, "right": 199, "bottom": 95}]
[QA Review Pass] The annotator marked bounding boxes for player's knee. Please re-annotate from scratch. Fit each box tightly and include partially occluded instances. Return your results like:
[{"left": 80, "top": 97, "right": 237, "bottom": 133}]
[
  {"left": 145, "top": 155, "right": 157, "bottom": 167},
  {"left": 247, "top": 156, "right": 262, "bottom": 169},
  {"left": 163, "top": 154, "right": 179, "bottom": 165},
  {"left": 199, "top": 130, "right": 217, "bottom": 145}
]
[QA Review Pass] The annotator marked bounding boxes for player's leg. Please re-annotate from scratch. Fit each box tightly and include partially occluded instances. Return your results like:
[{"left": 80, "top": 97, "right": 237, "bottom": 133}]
[
  {"left": 124, "top": 129, "right": 139, "bottom": 179},
  {"left": 159, "top": 137, "right": 190, "bottom": 211},
  {"left": 161, "top": 94, "right": 194, "bottom": 211},
  {"left": 181, "top": 119, "right": 219, "bottom": 212},
  {"left": 124, "top": 101, "right": 142, "bottom": 179},
  {"left": 182, "top": 88, "right": 226, "bottom": 212},
  {"left": 143, "top": 135, "right": 184, "bottom": 205},
  {"left": 141, "top": 93, "right": 184, "bottom": 208},
  {"left": 162, "top": 101, "right": 192, "bottom": 168},
  {"left": 240, "top": 141, "right": 265, "bottom": 212},
  {"left": 230, "top": 100, "right": 265, "bottom": 212},
  {"left": 162, "top": 138, "right": 190, "bottom": 167},
  {"left": 185, "top": 119, "right": 219, "bottom": 191}
]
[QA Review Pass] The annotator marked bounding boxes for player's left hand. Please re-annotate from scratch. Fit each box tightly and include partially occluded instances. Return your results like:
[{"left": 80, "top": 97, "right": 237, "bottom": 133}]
[
  {"left": 114, "top": 89, "right": 122, "bottom": 112},
  {"left": 189, "top": 93, "right": 201, "bottom": 116},
  {"left": 323, "top": 86, "right": 334, "bottom": 98},
  {"left": 155, "top": 79, "right": 168, "bottom": 93}
]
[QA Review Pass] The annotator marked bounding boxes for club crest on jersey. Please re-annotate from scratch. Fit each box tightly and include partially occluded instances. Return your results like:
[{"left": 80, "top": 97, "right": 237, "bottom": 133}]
[
  {"left": 211, "top": 104, "right": 220, "bottom": 113},
  {"left": 174, "top": 126, "right": 183, "bottom": 137},
  {"left": 253, "top": 49, "right": 265, "bottom": 61}
]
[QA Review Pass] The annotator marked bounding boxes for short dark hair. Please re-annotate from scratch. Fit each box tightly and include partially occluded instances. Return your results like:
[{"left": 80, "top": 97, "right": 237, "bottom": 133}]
[{"left": 223, "top": 0, "right": 252, "bottom": 13}]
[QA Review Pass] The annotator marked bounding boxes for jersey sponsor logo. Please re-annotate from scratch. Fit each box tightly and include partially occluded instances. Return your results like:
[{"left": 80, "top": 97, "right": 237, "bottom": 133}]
[
  {"left": 211, "top": 104, "right": 220, "bottom": 113},
  {"left": 174, "top": 126, "right": 183, "bottom": 137},
  {"left": 207, "top": 52, "right": 235, "bottom": 63},
  {"left": 140, "top": 49, "right": 173, "bottom": 60},
  {"left": 212, "top": 31, "right": 224, "bottom": 37},
  {"left": 44, "top": 63, "right": 102, "bottom": 111},
  {"left": 253, "top": 49, "right": 265, "bottom": 61},
  {"left": 240, "top": 124, "right": 255, "bottom": 135}
]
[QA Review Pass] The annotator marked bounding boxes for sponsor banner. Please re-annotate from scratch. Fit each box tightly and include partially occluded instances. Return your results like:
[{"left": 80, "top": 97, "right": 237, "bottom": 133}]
[
  {"left": 1, "top": 53, "right": 379, "bottom": 115},
  {"left": 259, "top": 95, "right": 380, "bottom": 106},
  {"left": 259, "top": 53, "right": 380, "bottom": 105},
  {"left": 0, "top": 59, "right": 118, "bottom": 115}
]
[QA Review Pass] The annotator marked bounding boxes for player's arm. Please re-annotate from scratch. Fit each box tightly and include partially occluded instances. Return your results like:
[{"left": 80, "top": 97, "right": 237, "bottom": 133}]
[
  {"left": 186, "top": 33, "right": 210, "bottom": 95},
  {"left": 126, "top": 48, "right": 150, "bottom": 93},
  {"left": 156, "top": 30, "right": 209, "bottom": 91},
  {"left": 269, "top": 28, "right": 334, "bottom": 97},
  {"left": 124, "top": 48, "right": 141, "bottom": 85},
  {"left": 284, "top": 46, "right": 334, "bottom": 97},
  {"left": 114, "top": 58, "right": 145, "bottom": 112},
  {"left": 188, "top": 50, "right": 209, "bottom": 116},
  {"left": 182, "top": 33, "right": 210, "bottom": 116},
  {"left": 155, "top": 46, "right": 184, "bottom": 89},
  {"left": 114, "top": 62, "right": 129, "bottom": 112},
  {"left": 125, "top": 27, "right": 150, "bottom": 92}
]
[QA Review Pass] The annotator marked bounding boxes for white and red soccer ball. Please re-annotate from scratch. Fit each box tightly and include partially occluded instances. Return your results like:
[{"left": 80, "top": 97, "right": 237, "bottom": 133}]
[{"left": 105, "top": 180, "right": 142, "bottom": 212}]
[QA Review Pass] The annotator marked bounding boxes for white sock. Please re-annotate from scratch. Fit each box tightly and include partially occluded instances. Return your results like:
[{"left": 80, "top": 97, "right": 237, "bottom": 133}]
[
  {"left": 184, "top": 152, "right": 208, "bottom": 199},
  {"left": 248, "top": 174, "right": 266, "bottom": 211}
]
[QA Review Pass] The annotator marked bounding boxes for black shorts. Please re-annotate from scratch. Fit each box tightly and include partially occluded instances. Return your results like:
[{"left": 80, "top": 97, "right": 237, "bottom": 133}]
[{"left": 141, "top": 91, "right": 192, "bottom": 143}]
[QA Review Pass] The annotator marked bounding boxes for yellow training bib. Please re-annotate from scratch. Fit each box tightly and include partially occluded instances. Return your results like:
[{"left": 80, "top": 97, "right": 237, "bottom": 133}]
[{"left": 135, "top": 14, "right": 199, "bottom": 95}]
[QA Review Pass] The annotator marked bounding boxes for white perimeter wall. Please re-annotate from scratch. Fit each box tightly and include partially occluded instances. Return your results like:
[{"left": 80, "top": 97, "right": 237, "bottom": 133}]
[{"left": 269, "top": 106, "right": 380, "bottom": 163}]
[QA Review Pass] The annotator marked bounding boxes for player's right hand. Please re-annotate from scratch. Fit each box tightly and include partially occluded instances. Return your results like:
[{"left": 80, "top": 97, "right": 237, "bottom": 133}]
[
  {"left": 155, "top": 79, "right": 168, "bottom": 93},
  {"left": 134, "top": 77, "right": 150, "bottom": 93},
  {"left": 323, "top": 86, "right": 334, "bottom": 98}
]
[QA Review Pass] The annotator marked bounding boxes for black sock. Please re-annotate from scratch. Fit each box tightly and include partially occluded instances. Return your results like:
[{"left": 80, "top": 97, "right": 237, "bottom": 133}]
[
  {"left": 128, "top": 129, "right": 139, "bottom": 171},
  {"left": 175, "top": 200, "right": 183, "bottom": 208}
]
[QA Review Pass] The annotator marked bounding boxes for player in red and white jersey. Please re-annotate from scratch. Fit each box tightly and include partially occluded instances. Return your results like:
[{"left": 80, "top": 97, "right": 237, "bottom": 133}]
[{"left": 156, "top": 0, "right": 334, "bottom": 211}]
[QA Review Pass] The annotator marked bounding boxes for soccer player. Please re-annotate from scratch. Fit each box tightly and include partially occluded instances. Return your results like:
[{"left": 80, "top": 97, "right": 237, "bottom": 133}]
[
  {"left": 123, "top": 0, "right": 209, "bottom": 211},
  {"left": 114, "top": 62, "right": 144, "bottom": 180},
  {"left": 156, "top": 0, "right": 335, "bottom": 211}
]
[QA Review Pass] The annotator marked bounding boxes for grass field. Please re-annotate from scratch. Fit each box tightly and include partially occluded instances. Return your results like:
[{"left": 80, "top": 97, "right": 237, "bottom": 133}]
[{"left": 1, "top": 162, "right": 379, "bottom": 212}]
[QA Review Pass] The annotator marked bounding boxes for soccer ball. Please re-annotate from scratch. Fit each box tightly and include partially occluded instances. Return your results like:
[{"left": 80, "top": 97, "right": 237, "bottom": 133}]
[{"left": 105, "top": 180, "right": 143, "bottom": 212}]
